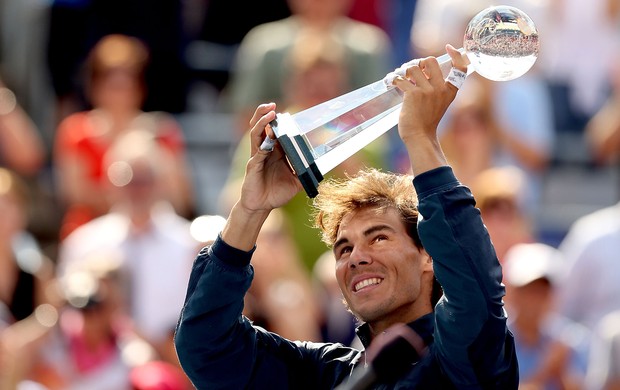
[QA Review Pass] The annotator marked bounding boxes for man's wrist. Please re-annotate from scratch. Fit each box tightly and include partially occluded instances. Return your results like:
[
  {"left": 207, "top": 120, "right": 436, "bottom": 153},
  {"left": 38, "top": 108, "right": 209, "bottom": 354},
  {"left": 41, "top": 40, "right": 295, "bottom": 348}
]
[
  {"left": 221, "top": 203, "right": 271, "bottom": 252},
  {"left": 403, "top": 133, "right": 448, "bottom": 176}
]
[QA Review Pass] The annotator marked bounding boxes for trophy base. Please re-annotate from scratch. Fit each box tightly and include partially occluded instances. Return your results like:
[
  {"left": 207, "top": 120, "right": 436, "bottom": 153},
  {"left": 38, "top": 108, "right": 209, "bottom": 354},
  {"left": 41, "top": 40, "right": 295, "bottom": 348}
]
[{"left": 270, "top": 116, "right": 323, "bottom": 198}]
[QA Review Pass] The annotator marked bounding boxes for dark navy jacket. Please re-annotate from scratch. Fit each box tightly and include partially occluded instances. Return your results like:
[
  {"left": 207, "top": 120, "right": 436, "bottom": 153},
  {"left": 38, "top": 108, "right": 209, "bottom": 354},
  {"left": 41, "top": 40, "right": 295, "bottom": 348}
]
[{"left": 174, "top": 166, "right": 519, "bottom": 389}]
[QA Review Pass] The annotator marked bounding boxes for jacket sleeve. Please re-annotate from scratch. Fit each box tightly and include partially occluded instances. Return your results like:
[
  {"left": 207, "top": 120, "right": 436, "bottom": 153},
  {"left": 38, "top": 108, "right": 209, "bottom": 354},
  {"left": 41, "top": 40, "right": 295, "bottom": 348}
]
[
  {"left": 174, "top": 236, "right": 258, "bottom": 389},
  {"left": 413, "top": 166, "right": 517, "bottom": 387},
  {"left": 174, "top": 235, "right": 357, "bottom": 390}
]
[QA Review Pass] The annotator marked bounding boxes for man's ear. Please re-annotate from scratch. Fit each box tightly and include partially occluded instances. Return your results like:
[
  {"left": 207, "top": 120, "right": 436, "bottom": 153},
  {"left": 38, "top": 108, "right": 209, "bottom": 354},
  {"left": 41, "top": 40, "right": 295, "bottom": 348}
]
[{"left": 420, "top": 249, "right": 433, "bottom": 272}]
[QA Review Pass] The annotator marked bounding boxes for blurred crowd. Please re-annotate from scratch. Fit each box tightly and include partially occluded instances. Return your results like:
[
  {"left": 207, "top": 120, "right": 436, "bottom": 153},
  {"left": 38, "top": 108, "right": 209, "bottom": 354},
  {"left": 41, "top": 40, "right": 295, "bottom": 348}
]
[{"left": 0, "top": 0, "right": 619, "bottom": 389}]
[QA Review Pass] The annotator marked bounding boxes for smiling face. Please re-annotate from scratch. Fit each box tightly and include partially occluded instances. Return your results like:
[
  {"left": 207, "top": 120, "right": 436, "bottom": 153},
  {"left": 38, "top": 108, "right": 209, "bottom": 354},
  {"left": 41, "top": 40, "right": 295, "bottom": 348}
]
[{"left": 333, "top": 206, "right": 433, "bottom": 335}]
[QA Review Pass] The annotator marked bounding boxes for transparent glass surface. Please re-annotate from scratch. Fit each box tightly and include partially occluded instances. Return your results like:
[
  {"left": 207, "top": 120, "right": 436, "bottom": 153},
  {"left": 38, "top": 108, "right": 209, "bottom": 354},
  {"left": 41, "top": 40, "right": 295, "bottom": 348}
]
[
  {"left": 464, "top": 5, "right": 539, "bottom": 81},
  {"left": 291, "top": 59, "right": 455, "bottom": 160},
  {"left": 293, "top": 82, "right": 403, "bottom": 158}
]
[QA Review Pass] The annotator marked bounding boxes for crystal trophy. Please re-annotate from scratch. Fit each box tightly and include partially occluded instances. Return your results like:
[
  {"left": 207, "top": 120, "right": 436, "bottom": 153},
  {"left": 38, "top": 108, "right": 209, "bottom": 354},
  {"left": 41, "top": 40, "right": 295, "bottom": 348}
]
[{"left": 270, "top": 5, "right": 539, "bottom": 197}]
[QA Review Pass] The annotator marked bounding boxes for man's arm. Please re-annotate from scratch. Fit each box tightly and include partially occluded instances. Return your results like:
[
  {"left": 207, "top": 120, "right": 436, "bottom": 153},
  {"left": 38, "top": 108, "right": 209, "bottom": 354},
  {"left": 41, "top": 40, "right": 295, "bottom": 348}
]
[
  {"left": 174, "top": 103, "right": 327, "bottom": 388},
  {"left": 175, "top": 237, "right": 358, "bottom": 389},
  {"left": 413, "top": 167, "right": 516, "bottom": 386},
  {"left": 174, "top": 237, "right": 255, "bottom": 388},
  {"left": 393, "top": 47, "right": 518, "bottom": 386}
]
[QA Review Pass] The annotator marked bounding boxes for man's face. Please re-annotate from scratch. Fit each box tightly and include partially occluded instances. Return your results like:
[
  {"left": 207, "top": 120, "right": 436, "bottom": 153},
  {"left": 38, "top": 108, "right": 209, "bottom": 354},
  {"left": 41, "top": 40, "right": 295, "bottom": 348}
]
[{"left": 333, "top": 207, "right": 432, "bottom": 327}]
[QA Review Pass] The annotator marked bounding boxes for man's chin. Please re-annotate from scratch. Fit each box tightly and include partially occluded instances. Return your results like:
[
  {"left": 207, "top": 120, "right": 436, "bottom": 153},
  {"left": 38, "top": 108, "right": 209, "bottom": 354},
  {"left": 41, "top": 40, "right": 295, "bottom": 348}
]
[{"left": 351, "top": 306, "right": 386, "bottom": 324}]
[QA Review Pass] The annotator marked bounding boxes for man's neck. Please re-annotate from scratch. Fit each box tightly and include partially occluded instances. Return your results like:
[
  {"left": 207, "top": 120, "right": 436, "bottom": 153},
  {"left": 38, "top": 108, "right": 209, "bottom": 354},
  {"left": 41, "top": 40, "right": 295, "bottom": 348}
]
[
  {"left": 367, "top": 308, "right": 433, "bottom": 340},
  {"left": 356, "top": 312, "right": 435, "bottom": 350}
]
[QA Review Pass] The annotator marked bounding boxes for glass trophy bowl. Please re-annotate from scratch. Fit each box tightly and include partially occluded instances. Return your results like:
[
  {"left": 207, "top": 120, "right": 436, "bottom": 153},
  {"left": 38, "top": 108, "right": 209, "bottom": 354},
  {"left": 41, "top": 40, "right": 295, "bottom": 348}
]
[
  {"left": 270, "top": 5, "right": 540, "bottom": 197},
  {"left": 464, "top": 5, "right": 539, "bottom": 81}
]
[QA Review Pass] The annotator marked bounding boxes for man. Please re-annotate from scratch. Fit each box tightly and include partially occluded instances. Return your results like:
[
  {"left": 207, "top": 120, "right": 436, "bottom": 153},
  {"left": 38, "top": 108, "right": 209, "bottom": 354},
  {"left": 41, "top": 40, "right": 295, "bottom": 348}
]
[
  {"left": 554, "top": 200, "right": 620, "bottom": 330},
  {"left": 174, "top": 45, "right": 518, "bottom": 388},
  {"left": 223, "top": 0, "right": 392, "bottom": 138},
  {"left": 503, "top": 243, "right": 588, "bottom": 389}
]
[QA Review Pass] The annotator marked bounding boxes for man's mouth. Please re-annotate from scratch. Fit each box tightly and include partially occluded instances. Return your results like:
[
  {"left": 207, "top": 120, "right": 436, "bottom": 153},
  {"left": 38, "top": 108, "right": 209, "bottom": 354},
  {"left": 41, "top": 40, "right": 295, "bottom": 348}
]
[{"left": 354, "top": 278, "right": 383, "bottom": 292}]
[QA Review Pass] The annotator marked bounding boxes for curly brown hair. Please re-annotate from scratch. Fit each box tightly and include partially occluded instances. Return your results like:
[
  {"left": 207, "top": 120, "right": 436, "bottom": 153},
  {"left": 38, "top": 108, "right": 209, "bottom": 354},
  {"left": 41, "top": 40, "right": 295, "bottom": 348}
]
[{"left": 312, "top": 168, "right": 422, "bottom": 249}]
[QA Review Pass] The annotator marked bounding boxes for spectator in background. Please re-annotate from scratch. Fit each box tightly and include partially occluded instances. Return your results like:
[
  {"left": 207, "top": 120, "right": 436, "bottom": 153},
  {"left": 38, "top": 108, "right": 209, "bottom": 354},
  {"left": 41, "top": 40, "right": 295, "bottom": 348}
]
[
  {"left": 57, "top": 128, "right": 197, "bottom": 367},
  {"left": 0, "top": 167, "right": 54, "bottom": 326},
  {"left": 0, "top": 167, "right": 56, "bottom": 389},
  {"left": 1, "top": 254, "right": 173, "bottom": 390},
  {"left": 279, "top": 29, "right": 350, "bottom": 114},
  {"left": 0, "top": 0, "right": 56, "bottom": 146},
  {"left": 53, "top": 34, "right": 194, "bottom": 241},
  {"left": 221, "top": 0, "right": 392, "bottom": 137},
  {"left": 130, "top": 360, "right": 191, "bottom": 390},
  {"left": 0, "top": 168, "right": 55, "bottom": 389},
  {"left": 554, "top": 200, "right": 620, "bottom": 331},
  {"left": 503, "top": 243, "right": 588, "bottom": 390},
  {"left": 585, "top": 53, "right": 620, "bottom": 165},
  {"left": 0, "top": 78, "right": 46, "bottom": 177},
  {"left": 0, "top": 74, "right": 64, "bottom": 266},
  {"left": 46, "top": 0, "right": 189, "bottom": 123},
  {"left": 549, "top": 199, "right": 620, "bottom": 390},
  {"left": 586, "top": 310, "right": 620, "bottom": 390},
  {"left": 470, "top": 166, "right": 534, "bottom": 263},
  {"left": 577, "top": 58, "right": 620, "bottom": 389},
  {"left": 312, "top": 250, "right": 358, "bottom": 346},
  {"left": 241, "top": 209, "right": 323, "bottom": 342},
  {"left": 182, "top": 0, "right": 291, "bottom": 96},
  {"left": 540, "top": 0, "right": 620, "bottom": 133},
  {"left": 438, "top": 76, "right": 499, "bottom": 185},
  {"left": 14, "top": 259, "right": 134, "bottom": 390}
]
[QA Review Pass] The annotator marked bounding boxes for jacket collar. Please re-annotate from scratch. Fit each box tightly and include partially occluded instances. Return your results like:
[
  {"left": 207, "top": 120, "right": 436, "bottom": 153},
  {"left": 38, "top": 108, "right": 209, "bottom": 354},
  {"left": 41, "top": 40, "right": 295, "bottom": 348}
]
[{"left": 355, "top": 313, "right": 435, "bottom": 349}]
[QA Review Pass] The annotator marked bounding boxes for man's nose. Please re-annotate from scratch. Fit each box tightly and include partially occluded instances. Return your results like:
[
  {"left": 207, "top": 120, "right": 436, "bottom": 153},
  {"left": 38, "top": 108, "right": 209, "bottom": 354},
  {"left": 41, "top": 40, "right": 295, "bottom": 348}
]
[{"left": 349, "top": 246, "right": 372, "bottom": 268}]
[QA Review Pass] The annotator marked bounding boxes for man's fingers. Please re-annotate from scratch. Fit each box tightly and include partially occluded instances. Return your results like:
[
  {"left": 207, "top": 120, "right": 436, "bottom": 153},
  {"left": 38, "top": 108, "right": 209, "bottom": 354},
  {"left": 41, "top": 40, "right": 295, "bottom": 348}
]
[
  {"left": 399, "top": 56, "right": 445, "bottom": 90},
  {"left": 249, "top": 104, "right": 277, "bottom": 154},
  {"left": 418, "top": 57, "right": 445, "bottom": 88},
  {"left": 405, "top": 64, "right": 430, "bottom": 89},
  {"left": 392, "top": 75, "right": 413, "bottom": 92},
  {"left": 249, "top": 102, "right": 276, "bottom": 128},
  {"left": 446, "top": 44, "right": 469, "bottom": 73}
]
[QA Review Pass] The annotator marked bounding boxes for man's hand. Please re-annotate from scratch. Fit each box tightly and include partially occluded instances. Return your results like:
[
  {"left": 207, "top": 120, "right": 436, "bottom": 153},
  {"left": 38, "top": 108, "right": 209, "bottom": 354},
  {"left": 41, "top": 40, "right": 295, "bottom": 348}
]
[
  {"left": 222, "top": 103, "right": 302, "bottom": 251},
  {"left": 239, "top": 103, "right": 302, "bottom": 212},
  {"left": 393, "top": 45, "right": 469, "bottom": 175}
]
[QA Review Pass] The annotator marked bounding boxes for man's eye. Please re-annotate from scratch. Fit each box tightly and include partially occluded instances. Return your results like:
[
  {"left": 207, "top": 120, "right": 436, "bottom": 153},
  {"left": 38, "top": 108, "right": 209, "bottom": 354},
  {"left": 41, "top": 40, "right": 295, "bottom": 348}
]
[
  {"left": 374, "top": 235, "right": 388, "bottom": 243},
  {"left": 339, "top": 246, "right": 352, "bottom": 256}
]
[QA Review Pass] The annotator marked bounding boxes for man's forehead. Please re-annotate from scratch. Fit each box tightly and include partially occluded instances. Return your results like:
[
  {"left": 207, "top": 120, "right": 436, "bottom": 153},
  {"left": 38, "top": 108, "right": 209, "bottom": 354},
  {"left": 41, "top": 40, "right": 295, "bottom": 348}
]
[{"left": 336, "top": 206, "right": 400, "bottom": 237}]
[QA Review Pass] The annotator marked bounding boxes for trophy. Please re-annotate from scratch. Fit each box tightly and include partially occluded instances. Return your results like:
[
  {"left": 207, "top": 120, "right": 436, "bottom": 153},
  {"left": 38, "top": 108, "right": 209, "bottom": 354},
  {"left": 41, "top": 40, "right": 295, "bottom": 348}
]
[{"left": 267, "top": 5, "right": 540, "bottom": 197}]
